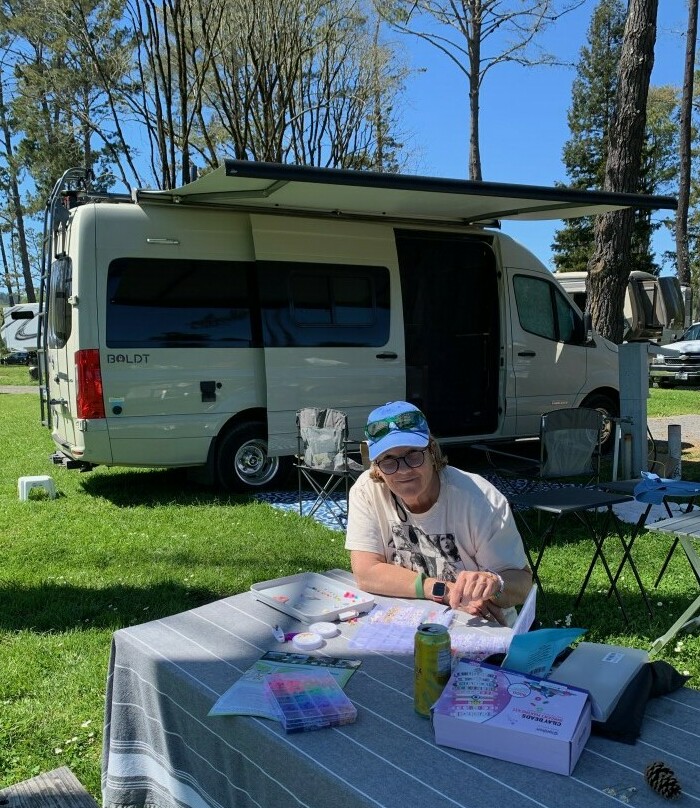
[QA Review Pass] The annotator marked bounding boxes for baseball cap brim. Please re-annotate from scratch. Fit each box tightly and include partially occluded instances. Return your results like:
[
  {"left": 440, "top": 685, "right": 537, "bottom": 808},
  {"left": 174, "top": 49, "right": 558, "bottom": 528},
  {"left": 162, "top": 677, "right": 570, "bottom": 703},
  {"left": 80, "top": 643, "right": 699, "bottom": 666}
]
[{"left": 367, "top": 429, "right": 429, "bottom": 461}]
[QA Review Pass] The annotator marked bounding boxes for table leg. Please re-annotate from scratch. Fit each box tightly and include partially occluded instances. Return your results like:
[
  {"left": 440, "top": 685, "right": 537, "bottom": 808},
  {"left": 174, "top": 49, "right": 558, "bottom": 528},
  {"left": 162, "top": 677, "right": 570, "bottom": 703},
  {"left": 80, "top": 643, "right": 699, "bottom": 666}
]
[
  {"left": 604, "top": 508, "right": 654, "bottom": 619},
  {"left": 573, "top": 508, "right": 630, "bottom": 625},
  {"left": 650, "top": 592, "right": 700, "bottom": 655},
  {"left": 649, "top": 534, "right": 700, "bottom": 655},
  {"left": 513, "top": 509, "right": 559, "bottom": 604}
]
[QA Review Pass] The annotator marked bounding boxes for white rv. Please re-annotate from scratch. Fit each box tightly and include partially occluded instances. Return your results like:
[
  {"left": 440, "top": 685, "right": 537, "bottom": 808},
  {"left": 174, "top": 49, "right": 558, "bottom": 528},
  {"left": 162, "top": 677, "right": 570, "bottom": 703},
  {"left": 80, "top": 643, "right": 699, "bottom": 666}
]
[
  {"left": 38, "top": 162, "right": 676, "bottom": 491},
  {"left": 554, "top": 270, "right": 685, "bottom": 343},
  {"left": 1, "top": 303, "right": 40, "bottom": 354}
]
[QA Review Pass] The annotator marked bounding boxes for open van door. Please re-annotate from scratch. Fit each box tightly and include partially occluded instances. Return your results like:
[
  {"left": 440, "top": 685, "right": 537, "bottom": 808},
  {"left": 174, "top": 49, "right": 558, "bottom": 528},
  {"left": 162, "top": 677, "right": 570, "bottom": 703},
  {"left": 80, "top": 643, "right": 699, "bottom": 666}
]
[{"left": 251, "top": 215, "right": 405, "bottom": 454}]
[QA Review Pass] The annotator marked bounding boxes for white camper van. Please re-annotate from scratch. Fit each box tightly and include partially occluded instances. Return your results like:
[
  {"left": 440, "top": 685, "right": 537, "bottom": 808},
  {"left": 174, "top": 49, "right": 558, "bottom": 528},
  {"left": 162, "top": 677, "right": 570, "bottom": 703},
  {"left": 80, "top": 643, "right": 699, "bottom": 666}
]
[
  {"left": 38, "top": 162, "right": 676, "bottom": 491},
  {"left": 554, "top": 270, "right": 685, "bottom": 343}
]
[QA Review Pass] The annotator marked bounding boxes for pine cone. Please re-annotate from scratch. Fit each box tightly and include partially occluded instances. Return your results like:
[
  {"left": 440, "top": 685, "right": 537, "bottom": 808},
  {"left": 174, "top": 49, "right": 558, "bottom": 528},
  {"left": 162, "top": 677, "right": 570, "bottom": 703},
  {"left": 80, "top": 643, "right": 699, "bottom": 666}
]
[{"left": 645, "top": 761, "right": 682, "bottom": 799}]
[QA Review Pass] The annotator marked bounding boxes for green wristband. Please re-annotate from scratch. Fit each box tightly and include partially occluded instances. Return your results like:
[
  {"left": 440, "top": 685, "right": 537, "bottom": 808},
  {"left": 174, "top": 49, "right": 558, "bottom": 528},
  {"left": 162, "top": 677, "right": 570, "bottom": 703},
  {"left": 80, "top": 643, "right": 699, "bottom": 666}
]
[{"left": 414, "top": 572, "right": 426, "bottom": 599}]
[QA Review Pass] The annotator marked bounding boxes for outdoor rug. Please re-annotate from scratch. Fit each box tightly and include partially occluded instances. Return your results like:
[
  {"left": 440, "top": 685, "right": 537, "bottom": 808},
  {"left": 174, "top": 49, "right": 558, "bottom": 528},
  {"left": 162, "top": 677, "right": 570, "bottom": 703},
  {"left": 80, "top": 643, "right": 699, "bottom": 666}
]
[{"left": 253, "top": 473, "right": 677, "bottom": 533}]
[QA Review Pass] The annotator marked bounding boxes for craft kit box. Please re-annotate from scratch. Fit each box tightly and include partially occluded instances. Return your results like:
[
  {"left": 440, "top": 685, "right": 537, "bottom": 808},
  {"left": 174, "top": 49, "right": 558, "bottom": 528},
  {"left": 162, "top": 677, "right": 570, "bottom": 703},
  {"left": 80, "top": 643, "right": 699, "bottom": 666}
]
[{"left": 431, "top": 660, "right": 591, "bottom": 775}]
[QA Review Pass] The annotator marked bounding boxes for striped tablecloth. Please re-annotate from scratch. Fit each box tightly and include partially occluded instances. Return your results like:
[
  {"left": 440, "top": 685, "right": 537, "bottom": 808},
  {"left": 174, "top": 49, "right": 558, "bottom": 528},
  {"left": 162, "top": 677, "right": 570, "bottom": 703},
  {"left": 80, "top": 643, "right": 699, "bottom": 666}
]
[{"left": 102, "top": 569, "right": 699, "bottom": 808}]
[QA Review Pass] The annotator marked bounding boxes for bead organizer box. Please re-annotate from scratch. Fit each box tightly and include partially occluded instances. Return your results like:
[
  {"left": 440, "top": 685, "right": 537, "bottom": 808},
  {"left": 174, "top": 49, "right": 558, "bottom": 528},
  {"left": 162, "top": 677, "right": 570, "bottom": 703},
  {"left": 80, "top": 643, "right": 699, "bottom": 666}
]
[
  {"left": 265, "top": 670, "right": 357, "bottom": 733},
  {"left": 251, "top": 572, "right": 374, "bottom": 622}
]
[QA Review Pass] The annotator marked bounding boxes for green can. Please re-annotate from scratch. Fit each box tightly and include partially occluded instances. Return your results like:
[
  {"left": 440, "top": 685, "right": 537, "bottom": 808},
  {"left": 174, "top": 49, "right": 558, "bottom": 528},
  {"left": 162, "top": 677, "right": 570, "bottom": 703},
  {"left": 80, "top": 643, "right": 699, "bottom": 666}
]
[{"left": 414, "top": 623, "right": 452, "bottom": 717}]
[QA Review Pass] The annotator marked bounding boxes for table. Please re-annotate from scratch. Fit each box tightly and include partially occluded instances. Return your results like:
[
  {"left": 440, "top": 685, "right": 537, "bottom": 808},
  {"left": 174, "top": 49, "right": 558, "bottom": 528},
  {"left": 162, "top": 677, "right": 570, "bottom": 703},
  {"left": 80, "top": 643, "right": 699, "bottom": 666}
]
[
  {"left": 595, "top": 479, "right": 700, "bottom": 589},
  {"left": 645, "top": 511, "right": 700, "bottom": 655},
  {"left": 509, "top": 488, "right": 653, "bottom": 624},
  {"left": 102, "top": 569, "right": 699, "bottom": 808}
]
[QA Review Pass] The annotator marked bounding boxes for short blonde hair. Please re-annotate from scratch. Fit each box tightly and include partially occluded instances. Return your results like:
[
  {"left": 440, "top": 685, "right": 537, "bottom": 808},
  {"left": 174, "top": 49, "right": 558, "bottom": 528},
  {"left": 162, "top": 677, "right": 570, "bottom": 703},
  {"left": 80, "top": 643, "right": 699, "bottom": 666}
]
[{"left": 369, "top": 435, "right": 448, "bottom": 482}]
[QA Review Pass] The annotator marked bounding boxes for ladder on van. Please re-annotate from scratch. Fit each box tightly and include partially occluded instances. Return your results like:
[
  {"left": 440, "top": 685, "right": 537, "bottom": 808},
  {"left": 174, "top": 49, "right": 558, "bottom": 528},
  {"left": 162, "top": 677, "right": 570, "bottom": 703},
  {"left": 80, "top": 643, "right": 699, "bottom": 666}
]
[{"left": 37, "top": 168, "right": 91, "bottom": 429}]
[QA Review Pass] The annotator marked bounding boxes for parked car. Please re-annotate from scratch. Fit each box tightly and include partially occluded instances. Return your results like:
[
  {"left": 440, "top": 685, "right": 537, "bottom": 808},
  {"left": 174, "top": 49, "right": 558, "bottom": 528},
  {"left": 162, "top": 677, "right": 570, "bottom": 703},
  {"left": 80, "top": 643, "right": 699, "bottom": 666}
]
[
  {"left": 649, "top": 322, "right": 700, "bottom": 387},
  {"left": 0, "top": 350, "right": 30, "bottom": 365}
]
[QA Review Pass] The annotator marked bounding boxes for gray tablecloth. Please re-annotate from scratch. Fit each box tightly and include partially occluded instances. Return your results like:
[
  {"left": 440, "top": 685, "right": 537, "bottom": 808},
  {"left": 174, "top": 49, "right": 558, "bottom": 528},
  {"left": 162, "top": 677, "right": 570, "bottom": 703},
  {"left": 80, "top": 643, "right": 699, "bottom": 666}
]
[{"left": 102, "top": 569, "right": 699, "bottom": 808}]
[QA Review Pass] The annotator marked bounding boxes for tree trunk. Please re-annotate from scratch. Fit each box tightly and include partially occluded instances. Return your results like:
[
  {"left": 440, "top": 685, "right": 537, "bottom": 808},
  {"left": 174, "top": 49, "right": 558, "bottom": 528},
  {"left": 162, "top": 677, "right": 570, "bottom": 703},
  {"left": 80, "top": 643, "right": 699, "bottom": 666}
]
[
  {"left": 675, "top": 0, "right": 697, "bottom": 289},
  {"left": 468, "top": 11, "right": 482, "bottom": 181},
  {"left": 0, "top": 79, "right": 35, "bottom": 303},
  {"left": 587, "top": 0, "right": 658, "bottom": 343}
]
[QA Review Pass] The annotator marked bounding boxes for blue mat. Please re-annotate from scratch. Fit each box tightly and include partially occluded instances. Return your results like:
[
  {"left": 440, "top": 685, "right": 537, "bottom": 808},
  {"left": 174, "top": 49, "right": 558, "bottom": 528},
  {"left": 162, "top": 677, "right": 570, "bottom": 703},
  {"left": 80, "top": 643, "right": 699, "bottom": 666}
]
[{"left": 253, "top": 490, "right": 350, "bottom": 531}]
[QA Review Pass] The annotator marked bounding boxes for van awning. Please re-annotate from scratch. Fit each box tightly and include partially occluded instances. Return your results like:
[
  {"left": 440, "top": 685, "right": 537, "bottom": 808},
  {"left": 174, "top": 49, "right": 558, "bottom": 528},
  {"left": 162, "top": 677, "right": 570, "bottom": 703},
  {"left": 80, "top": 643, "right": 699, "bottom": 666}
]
[{"left": 134, "top": 160, "right": 677, "bottom": 225}]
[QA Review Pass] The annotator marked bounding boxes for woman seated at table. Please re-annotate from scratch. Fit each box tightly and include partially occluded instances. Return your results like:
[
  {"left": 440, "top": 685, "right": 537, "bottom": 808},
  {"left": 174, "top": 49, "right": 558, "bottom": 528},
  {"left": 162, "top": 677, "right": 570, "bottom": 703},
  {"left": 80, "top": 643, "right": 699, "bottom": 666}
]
[{"left": 346, "top": 401, "right": 532, "bottom": 626}]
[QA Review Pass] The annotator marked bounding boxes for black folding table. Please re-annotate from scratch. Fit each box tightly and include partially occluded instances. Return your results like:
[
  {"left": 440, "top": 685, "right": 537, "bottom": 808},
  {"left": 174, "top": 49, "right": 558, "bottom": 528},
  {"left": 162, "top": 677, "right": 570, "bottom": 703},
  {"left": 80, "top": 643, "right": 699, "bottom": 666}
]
[{"left": 510, "top": 487, "right": 653, "bottom": 624}]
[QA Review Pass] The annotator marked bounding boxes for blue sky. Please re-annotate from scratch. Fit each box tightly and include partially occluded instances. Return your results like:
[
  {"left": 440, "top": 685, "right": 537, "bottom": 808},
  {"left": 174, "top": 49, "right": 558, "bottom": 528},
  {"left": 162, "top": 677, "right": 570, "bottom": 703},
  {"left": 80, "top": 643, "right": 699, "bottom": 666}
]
[{"left": 394, "top": 0, "right": 688, "bottom": 274}]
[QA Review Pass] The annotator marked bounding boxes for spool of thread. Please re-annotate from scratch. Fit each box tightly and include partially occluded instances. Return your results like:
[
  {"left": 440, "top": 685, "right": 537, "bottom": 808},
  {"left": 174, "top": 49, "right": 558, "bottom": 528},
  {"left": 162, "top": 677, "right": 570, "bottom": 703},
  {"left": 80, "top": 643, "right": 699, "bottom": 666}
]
[
  {"left": 309, "top": 622, "right": 339, "bottom": 639},
  {"left": 292, "top": 631, "right": 324, "bottom": 651}
]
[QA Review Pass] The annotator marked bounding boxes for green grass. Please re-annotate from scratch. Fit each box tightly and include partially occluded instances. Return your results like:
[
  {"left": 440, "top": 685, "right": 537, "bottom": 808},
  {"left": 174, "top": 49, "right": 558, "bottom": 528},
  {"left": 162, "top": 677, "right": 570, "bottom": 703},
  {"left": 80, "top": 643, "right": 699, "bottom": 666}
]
[
  {"left": 0, "top": 364, "right": 37, "bottom": 386},
  {"left": 1, "top": 391, "right": 699, "bottom": 799},
  {"left": 648, "top": 385, "right": 700, "bottom": 417}
]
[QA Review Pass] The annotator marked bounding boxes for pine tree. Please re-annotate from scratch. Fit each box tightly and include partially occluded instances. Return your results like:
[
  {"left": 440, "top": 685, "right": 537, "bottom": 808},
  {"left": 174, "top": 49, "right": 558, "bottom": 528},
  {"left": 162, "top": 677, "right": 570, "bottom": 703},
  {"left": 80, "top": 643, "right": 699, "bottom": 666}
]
[
  {"left": 552, "top": 0, "right": 625, "bottom": 273},
  {"left": 552, "top": 0, "right": 677, "bottom": 279}
]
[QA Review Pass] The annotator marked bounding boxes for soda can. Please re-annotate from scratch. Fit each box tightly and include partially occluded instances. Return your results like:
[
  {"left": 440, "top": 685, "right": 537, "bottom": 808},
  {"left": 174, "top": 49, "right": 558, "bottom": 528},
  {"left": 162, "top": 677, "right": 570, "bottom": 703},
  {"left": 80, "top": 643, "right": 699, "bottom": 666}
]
[{"left": 414, "top": 623, "right": 451, "bottom": 717}]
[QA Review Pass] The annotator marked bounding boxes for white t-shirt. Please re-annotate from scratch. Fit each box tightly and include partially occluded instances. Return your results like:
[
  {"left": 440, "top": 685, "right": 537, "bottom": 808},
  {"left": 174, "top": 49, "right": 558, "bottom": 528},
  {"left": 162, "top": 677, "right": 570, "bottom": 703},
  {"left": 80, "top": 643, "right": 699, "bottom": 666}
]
[{"left": 345, "top": 466, "right": 528, "bottom": 582}]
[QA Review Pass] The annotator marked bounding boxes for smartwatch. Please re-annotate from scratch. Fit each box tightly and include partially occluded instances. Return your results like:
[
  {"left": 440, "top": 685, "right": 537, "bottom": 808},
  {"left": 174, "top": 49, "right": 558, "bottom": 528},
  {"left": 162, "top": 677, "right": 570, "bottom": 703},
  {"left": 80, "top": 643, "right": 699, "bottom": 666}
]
[{"left": 431, "top": 581, "right": 447, "bottom": 603}]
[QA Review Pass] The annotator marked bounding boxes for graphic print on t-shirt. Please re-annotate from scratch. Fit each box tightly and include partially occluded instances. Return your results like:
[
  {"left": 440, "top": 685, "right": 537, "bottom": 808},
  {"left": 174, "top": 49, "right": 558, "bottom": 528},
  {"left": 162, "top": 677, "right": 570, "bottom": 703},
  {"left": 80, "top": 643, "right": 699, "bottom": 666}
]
[{"left": 388, "top": 522, "right": 466, "bottom": 581}]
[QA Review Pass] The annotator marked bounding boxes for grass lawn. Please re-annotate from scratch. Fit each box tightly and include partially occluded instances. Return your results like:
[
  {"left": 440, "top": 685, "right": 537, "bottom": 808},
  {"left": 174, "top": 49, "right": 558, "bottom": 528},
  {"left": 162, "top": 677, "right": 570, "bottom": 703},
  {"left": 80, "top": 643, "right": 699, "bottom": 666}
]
[{"left": 1, "top": 381, "right": 699, "bottom": 799}]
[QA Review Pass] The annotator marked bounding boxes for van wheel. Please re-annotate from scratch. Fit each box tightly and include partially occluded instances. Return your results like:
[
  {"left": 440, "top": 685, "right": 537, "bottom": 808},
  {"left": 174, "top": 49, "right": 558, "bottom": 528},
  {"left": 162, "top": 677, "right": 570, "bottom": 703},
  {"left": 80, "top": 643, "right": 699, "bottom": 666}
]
[
  {"left": 216, "top": 423, "right": 290, "bottom": 492},
  {"left": 580, "top": 394, "right": 617, "bottom": 454}
]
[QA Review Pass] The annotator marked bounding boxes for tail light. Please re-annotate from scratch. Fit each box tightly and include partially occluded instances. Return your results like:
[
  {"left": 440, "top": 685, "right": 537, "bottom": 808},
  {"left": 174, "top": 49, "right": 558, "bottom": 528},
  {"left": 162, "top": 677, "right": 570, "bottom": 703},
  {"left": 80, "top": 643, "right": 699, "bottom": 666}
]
[{"left": 75, "top": 349, "right": 105, "bottom": 419}]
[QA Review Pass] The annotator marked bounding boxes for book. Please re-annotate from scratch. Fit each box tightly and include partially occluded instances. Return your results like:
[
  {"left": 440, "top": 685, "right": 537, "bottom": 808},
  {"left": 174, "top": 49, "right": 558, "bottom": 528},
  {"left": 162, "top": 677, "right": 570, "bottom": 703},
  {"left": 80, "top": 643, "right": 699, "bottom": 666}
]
[
  {"left": 265, "top": 670, "right": 357, "bottom": 732},
  {"left": 208, "top": 651, "right": 361, "bottom": 720}
]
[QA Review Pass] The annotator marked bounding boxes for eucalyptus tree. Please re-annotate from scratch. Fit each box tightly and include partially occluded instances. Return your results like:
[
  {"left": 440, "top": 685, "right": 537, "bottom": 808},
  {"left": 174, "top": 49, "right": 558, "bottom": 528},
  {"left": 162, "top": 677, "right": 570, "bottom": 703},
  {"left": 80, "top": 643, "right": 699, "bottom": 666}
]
[
  {"left": 374, "top": 0, "right": 585, "bottom": 180},
  {"left": 123, "top": 0, "right": 407, "bottom": 188},
  {"left": 0, "top": 29, "right": 35, "bottom": 301},
  {"left": 200, "top": 0, "right": 407, "bottom": 171}
]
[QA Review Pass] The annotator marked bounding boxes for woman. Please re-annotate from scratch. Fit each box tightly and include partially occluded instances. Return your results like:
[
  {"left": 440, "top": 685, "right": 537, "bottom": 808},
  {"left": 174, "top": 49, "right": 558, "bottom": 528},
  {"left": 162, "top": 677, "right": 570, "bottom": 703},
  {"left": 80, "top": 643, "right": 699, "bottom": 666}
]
[{"left": 345, "top": 401, "right": 532, "bottom": 626}]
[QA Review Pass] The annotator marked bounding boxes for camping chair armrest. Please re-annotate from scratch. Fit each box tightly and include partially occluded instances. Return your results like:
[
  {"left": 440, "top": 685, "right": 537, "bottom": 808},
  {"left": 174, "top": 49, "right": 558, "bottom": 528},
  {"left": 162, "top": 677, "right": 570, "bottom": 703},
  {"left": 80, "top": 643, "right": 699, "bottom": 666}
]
[{"left": 471, "top": 443, "right": 539, "bottom": 466}]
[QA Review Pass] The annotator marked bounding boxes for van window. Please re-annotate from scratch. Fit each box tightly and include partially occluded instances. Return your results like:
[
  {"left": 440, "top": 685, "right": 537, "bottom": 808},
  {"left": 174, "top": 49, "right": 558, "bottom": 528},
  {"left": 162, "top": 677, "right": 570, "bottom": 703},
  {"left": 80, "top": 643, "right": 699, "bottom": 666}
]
[
  {"left": 48, "top": 257, "right": 72, "bottom": 349},
  {"left": 107, "top": 258, "right": 255, "bottom": 348},
  {"left": 514, "top": 275, "right": 583, "bottom": 343},
  {"left": 258, "top": 262, "right": 389, "bottom": 347}
]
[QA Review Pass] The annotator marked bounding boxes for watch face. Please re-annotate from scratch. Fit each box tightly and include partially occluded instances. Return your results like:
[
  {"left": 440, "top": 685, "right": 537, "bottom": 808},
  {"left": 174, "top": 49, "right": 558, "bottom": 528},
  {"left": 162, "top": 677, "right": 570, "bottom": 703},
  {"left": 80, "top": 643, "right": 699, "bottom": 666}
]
[{"left": 432, "top": 582, "right": 446, "bottom": 599}]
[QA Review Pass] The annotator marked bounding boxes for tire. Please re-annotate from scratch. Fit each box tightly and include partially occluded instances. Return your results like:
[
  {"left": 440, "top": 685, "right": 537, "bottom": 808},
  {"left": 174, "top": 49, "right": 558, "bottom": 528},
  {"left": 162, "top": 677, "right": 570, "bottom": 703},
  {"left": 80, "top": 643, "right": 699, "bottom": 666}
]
[
  {"left": 216, "top": 422, "right": 291, "bottom": 493},
  {"left": 579, "top": 393, "right": 618, "bottom": 454}
]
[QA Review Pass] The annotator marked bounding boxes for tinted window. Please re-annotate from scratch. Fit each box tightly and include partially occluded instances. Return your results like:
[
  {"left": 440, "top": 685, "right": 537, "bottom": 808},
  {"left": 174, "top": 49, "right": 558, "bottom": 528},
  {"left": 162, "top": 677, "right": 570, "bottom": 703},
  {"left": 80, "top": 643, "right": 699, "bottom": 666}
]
[
  {"left": 514, "top": 275, "right": 583, "bottom": 344},
  {"left": 259, "top": 262, "right": 390, "bottom": 347},
  {"left": 48, "top": 257, "right": 72, "bottom": 348},
  {"left": 106, "top": 258, "right": 254, "bottom": 348}
]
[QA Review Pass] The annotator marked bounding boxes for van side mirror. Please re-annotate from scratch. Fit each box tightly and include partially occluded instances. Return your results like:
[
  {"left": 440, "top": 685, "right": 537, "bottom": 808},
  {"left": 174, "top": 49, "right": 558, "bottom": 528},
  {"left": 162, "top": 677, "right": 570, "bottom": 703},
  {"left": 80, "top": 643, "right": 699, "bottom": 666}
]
[{"left": 583, "top": 312, "right": 594, "bottom": 344}]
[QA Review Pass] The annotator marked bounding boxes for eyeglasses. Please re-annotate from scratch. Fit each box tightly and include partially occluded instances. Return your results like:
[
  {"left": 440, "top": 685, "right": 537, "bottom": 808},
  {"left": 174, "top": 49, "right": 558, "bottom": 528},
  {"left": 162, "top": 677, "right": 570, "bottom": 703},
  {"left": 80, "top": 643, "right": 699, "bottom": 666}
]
[
  {"left": 376, "top": 449, "right": 427, "bottom": 475},
  {"left": 365, "top": 409, "right": 428, "bottom": 440}
]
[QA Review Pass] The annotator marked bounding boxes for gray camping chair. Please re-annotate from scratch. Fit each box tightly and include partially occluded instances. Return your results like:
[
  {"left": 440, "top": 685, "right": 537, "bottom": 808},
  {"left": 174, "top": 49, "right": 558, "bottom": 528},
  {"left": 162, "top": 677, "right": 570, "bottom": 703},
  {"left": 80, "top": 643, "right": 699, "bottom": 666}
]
[
  {"left": 476, "top": 407, "right": 605, "bottom": 490},
  {"left": 296, "top": 408, "right": 363, "bottom": 529}
]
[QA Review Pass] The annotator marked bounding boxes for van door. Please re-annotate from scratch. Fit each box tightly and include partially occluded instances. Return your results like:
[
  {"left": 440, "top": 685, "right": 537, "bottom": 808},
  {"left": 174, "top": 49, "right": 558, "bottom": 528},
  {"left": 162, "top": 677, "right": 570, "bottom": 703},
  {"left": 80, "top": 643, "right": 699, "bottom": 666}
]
[
  {"left": 507, "top": 268, "right": 589, "bottom": 434},
  {"left": 251, "top": 215, "right": 404, "bottom": 454},
  {"left": 45, "top": 255, "right": 78, "bottom": 450},
  {"left": 395, "top": 230, "right": 500, "bottom": 438}
]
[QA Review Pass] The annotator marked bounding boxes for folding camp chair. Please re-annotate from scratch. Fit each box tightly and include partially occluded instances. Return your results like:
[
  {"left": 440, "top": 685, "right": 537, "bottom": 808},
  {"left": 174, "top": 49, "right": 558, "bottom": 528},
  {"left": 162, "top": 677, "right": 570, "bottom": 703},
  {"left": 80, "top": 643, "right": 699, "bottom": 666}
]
[
  {"left": 296, "top": 408, "right": 363, "bottom": 529},
  {"left": 476, "top": 407, "right": 605, "bottom": 491}
]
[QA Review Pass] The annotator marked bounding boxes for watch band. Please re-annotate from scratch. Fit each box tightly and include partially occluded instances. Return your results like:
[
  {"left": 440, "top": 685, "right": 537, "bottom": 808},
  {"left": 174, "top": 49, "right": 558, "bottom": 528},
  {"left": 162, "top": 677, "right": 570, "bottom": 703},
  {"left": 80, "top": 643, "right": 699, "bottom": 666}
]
[{"left": 485, "top": 569, "right": 505, "bottom": 599}]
